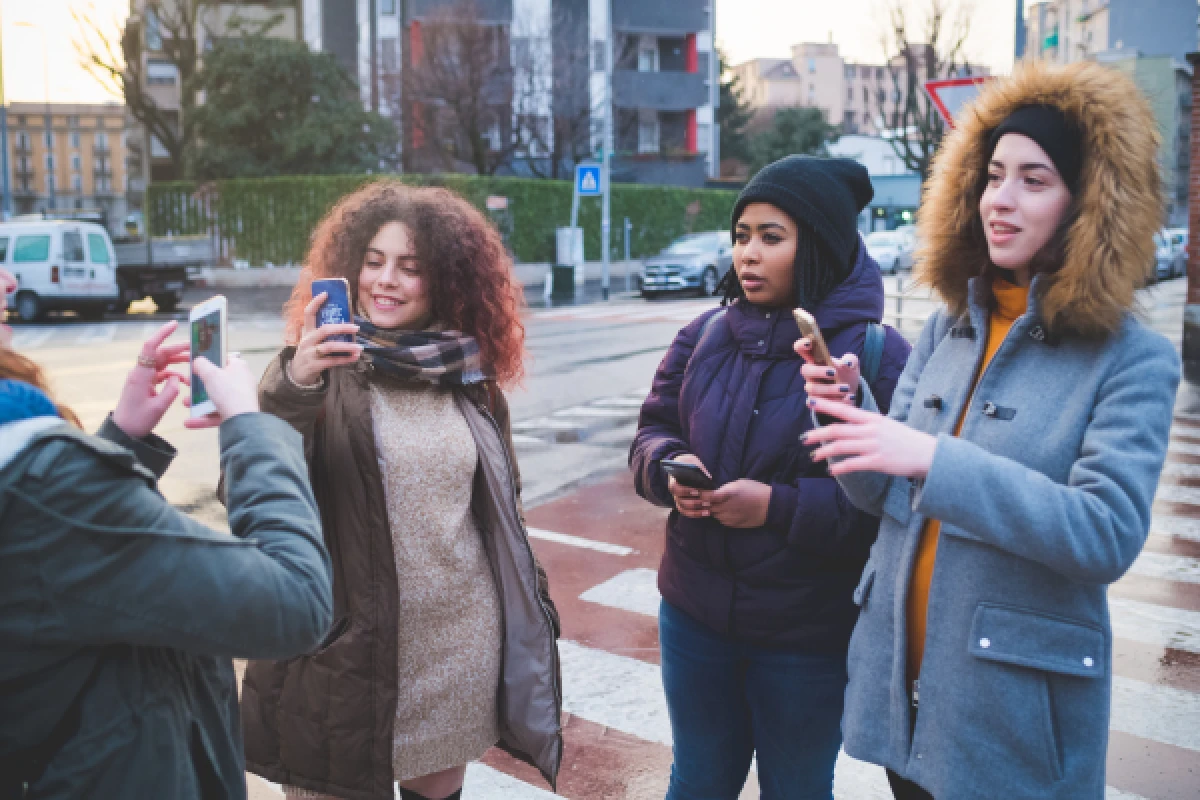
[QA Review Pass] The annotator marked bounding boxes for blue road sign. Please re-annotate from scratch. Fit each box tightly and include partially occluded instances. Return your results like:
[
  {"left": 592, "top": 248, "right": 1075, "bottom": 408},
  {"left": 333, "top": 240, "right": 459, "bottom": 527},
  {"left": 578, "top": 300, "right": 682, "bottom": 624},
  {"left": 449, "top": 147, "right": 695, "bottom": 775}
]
[{"left": 576, "top": 164, "right": 602, "bottom": 197}]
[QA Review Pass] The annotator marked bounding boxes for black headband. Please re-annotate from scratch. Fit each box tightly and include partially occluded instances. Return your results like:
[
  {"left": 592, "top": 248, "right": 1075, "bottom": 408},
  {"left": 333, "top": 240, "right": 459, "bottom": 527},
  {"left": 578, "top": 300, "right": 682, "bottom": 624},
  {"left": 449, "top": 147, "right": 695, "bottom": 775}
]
[{"left": 988, "top": 104, "right": 1083, "bottom": 193}]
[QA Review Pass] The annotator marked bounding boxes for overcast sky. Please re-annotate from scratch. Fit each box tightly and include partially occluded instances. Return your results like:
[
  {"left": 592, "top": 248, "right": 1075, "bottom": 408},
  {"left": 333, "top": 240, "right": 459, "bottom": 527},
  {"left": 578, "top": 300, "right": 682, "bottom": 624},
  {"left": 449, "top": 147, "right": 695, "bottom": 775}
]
[{"left": 3, "top": 0, "right": 1018, "bottom": 105}]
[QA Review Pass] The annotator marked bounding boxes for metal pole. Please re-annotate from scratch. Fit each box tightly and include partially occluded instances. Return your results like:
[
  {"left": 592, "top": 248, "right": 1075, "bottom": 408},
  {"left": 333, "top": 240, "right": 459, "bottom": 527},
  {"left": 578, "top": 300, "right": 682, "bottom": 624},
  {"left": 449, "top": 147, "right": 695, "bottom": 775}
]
[
  {"left": 600, "top": 0, "right": 612, "bottom": 301},
  {"left": 624, "top": 216, "right": 631, "bottom": 293},
  {"left": 0, "top": 12, "right": 11, "bottom": 219},
  {"left": 38, "top": 28, "right": 51, "bottom": 211}
]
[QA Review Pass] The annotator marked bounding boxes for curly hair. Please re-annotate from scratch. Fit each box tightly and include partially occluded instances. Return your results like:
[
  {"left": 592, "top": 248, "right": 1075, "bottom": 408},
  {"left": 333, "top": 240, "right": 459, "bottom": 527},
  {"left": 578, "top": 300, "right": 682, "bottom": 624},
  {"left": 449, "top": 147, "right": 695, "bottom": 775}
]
[{"left": 284, "top": 180, "right": 526, "bottom": 386}]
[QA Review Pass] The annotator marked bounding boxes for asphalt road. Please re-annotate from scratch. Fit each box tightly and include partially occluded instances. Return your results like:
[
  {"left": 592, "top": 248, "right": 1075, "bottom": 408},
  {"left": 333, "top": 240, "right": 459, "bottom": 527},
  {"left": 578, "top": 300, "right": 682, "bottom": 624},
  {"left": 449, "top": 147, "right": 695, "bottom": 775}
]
[{"left": 16, "top": 276, "right": 1198, "bottom": 799}]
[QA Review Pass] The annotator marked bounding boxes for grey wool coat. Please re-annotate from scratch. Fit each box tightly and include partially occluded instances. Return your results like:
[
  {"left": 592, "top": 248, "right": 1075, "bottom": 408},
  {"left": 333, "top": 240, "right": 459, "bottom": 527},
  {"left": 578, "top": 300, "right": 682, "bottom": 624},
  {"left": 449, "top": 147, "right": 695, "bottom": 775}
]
[
  {"left": 829, "top": 59, "right": 1184, "bottom": 799},
  {"left": 832, "top": 274, "right": 1179, "bottom": 799}
]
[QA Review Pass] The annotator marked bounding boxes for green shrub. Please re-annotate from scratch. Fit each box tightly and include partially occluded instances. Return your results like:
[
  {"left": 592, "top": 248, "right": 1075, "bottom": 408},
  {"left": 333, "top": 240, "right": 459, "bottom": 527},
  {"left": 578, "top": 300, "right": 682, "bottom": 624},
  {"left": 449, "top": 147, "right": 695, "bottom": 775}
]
[{"left": 148, "top": 174, "right": 737, "bottom": 265}]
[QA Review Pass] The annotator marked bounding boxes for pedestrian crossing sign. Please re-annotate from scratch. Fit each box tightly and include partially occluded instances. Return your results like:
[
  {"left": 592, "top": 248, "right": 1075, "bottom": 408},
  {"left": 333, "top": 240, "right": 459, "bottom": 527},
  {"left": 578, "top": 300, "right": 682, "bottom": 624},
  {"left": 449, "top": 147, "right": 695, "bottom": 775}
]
[{"left": 576, "top": 164, "right": 602, "bottom": 197}]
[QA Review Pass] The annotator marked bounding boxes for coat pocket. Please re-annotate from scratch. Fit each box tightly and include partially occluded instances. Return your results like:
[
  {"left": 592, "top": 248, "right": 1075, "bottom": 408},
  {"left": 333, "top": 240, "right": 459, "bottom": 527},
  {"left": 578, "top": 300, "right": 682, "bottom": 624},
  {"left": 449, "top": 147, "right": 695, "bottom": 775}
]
[{"left": 967, "top": 604, "right": 1107, "bottom": 784}]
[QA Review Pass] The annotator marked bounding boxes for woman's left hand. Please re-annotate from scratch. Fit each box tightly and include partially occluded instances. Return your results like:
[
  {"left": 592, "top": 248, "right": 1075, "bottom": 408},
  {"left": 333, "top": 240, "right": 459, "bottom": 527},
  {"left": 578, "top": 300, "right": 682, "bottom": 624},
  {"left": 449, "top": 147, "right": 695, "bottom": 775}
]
[
  {"left": 112, "top": 320, "right": 191, "bottom": 439},
  {"left": 804, "top": 397, "right": 938, "bottom": 479},
  {"left": 710, "top": 479, "right": 772, "bottom": 528}
]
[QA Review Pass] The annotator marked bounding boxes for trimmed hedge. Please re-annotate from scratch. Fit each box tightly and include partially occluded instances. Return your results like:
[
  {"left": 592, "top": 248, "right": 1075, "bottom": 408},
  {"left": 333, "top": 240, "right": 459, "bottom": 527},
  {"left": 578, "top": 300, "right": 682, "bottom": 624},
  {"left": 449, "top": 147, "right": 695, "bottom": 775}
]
[{"left": 148, "top": 174, "right": 738, "bottom": 266}]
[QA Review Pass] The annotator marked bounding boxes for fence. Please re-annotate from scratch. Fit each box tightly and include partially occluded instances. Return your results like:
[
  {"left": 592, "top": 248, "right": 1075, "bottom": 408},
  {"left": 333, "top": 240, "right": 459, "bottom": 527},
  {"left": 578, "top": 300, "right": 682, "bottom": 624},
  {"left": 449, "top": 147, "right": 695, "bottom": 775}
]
[{"left": 147, "top": 174, "right": 739, "bottom": 267}]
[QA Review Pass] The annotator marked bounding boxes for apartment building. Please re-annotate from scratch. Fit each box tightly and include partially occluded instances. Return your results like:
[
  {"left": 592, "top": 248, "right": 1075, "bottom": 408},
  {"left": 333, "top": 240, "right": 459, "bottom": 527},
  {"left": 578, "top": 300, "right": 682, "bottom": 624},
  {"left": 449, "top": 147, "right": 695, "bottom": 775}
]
[
  {"left": 130, "top": 0, "right": 300, "bottom": 182},
  {"left": 733, "top": 42, "right": 981, "bottom": 137},
  {"left": 5, "top": 103, "right": 130, "bottom": 226},
  {"left": 302, "top": 0, "right": 718, "bottom": 186},
  {"left": 1024, "top": 0, "right": 1197, "bottom": 65}
]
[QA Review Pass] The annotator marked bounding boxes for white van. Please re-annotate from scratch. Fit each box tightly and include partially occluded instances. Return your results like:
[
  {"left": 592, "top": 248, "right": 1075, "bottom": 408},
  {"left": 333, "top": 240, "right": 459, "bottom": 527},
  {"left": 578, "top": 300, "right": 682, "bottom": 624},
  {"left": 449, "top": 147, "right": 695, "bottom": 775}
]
[{"left": 0, "top": 220, "right": 120, "bottom": 322}]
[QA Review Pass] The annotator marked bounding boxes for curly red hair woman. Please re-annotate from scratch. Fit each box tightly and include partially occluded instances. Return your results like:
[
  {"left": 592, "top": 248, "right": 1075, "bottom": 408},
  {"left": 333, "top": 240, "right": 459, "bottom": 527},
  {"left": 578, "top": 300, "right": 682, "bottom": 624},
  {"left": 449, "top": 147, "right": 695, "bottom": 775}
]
[{"left": 243, "top": 181, "right": 563, "bottom": 800}]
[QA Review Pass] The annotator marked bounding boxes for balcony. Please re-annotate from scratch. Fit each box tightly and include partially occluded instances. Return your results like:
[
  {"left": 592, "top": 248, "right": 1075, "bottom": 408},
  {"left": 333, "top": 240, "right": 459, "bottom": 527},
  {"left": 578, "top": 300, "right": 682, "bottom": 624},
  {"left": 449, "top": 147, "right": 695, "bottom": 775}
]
[
  {"left": 614, "top": 69, "right": 708, "bottom": 112},
  {"left": 613, "top": 0, "right": 706, "bottom": 35}
]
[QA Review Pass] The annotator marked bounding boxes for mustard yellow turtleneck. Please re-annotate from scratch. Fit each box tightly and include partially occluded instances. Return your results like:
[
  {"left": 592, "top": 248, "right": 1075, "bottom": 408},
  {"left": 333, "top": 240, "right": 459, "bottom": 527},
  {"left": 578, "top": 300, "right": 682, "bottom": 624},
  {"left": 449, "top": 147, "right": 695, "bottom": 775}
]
[{"left": 906, "top": 278, "right": 1030, "bottom": 682}]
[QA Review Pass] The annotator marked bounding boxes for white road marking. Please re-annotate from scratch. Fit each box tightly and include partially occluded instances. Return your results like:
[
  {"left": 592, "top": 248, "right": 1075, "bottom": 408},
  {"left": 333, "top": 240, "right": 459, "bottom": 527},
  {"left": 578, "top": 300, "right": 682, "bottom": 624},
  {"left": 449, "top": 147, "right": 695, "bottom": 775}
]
[
  {"left": 1112, "top": 675, "right": 1200, "bottom": 752},
  {"left": 1160, "top": 461, "right": 1200, "bottom": 480},
  {"left": 551, "top": 405, "right": 638, "bottom": 418},
  {"left": 580, "top": 568, "right": 661, "bottom": 616},
  {"left": 1105, "top": 789, "right": 1151, "bottom": 800},
  {"left": 1167, "top": 441, "right": 1200, "bottom": 458},
  {"left": 1129, "top": 551, "right": 1200, "bottom": 585},
  {"left": 1109, "top": 597, "right": 1200, "bottom": 655},
  {"left": 74, "top": 324, "right": 117, "bottom": 344},
  {"left": 1150, "top": 514, "right": 1200, "bottom": 543},
  {"left": 526, "top": 527, "right": 633, "bottom": 556},
  {"left": 11, "top": 328, "right": 54, "bottom": 348},
  {"left": 558, "top": 639, "right": 673, "bottom": 744},
  {"left": 460, "top": 763, "right": 559, "bottom": 799},
  {"left": 1155, "top": 483, "right": 1200, "bottom": 506}
]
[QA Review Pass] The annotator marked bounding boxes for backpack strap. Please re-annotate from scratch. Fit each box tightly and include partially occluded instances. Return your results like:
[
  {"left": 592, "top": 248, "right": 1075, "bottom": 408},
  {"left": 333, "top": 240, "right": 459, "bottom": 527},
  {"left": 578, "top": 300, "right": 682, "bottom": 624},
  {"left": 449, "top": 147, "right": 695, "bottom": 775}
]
[
  {"left": 687, "top": 308, "right": 727, "bottom": 371},
  {"left": 861, "top": 321, "right": 885, "bottom": 386}
]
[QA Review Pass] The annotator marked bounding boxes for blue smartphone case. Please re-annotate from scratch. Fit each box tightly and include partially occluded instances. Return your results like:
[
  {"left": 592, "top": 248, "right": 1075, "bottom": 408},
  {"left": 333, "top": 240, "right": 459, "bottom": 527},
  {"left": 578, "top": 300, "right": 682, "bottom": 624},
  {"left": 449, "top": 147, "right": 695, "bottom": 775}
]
[{"left": 312, "top": 278, "right": 354, "bottom": 343}]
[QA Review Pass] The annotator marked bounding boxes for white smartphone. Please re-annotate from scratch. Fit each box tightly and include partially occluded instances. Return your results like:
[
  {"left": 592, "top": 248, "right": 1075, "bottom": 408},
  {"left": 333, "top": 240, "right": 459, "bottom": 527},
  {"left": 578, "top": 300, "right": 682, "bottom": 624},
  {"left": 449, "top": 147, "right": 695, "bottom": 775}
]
[{"left": 189, "top": 295, "right": 227, "bottom": 418}]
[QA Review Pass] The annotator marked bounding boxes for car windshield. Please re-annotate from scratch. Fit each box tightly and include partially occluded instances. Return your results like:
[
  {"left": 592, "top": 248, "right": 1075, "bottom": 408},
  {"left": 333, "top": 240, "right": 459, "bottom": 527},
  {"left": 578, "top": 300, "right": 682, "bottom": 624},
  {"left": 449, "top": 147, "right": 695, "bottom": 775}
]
[
  {"left": 663, "top": 234, "right": 720, "bottom": 254},
  {"left": 866, "top": 232, "right": 904, "bottom": 248}
]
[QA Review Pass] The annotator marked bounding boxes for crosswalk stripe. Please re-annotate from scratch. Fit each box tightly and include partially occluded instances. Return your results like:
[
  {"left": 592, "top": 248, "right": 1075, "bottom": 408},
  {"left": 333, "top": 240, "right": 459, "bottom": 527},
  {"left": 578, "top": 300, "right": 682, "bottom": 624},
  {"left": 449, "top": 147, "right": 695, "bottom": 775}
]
[
  {"left": 1129, "top": 550, "right": 1200, "bottom": 584},
  {"left": 11, "top": 328, "right": 55, "bottom": 348},
  {"left": 1155, "top": 484, "right": 1200, "bottom": 505},
  {"left": 1168, "top": 441, "right": 1200, "bottom": 457},
  {"left": 74, "top": 324, "right": 117, "bottom": 344},
  {"left": 1161, "top": 461, "right": 1200, "bottom": 480},
  {"left": 461, "top": 763, "right": 558, "bottom": 799},
  {"left": 1150, "top": 514, "right": 1200, "bottom": 543},
  {"left": 1109, "top": 597, "right": 1200, "bottom": 656},
  {"left": 526, "top": 527, "right": 634, "bottom": 556},
  {"left": 1105, "top": 789, "right": 1151, "bottom": 800},
  {"left": 1112, "top": 675, "right": 1200, "bottom": 752},
  {"left": 584, "top": 568, "right": 1200, "bottom": 658}
]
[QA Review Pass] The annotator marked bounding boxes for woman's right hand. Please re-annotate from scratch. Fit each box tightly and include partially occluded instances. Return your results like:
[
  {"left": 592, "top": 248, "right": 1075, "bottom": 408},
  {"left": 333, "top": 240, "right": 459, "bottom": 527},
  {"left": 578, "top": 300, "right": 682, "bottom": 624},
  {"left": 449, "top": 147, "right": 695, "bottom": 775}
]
[
  {"left": 666, "top": 454, "right": 714, "bottom": 518},
  {"left": 183, "top": 354, "right": 261, "bottom": 429},
  {"left": 290, "top": 292, "right": 363, "bottom": 386},
  {"left": 795, "top": 337, "right": 861, "bottom": 405}
]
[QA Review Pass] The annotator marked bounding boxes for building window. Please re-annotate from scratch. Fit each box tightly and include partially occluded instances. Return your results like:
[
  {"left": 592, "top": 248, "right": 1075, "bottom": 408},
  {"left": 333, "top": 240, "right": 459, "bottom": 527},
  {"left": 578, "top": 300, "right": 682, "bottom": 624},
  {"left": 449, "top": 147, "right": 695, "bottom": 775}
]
[
  {"left": 845, "top": 65, "right": 856, "bottom": 79},
  {"left": 72, "top": 155, "right": 81, "bottom": 172},
  {"left": 44, "top": 175, "right": 55, "bottom": 194},
  {"left": 45, "top": 154, "right": 54, "bottom": 171},
  {"left": 863, "top": 86, "right": 869, "bottom": 104},
  {"left": 847, "top": 87, "right": 853, "bottom": 102},
  {"left": 893, "top": 89, "right": 901, "bottom": 102},
  {"left": 147, "top": 59, "right": 178, "bottom": 86},
  {"left": 14, "top": 131, "right": 29, "bottom": 149},
  {"left": 638, "top": 43, "right": 658, "bottom": 72},
  {"left": 807, "top": 58, "right": 816, "bottom": 73},
  {"left": 381, "top": 0, "right": 396, "bottom": 14},
  {"left": 381, "top": 37, "right": 398, "bottom": 73},
  {"left": 44, "top": 131, "right": 54, "bottom": 148},
  {"left": 95, "top": 132, "right": 110, "bottom": 150},
  {"left": 145, "top": 8, "right": 163, "bottom": 50},
  {"left": 877, "top": 88, "right": 886, "bottom": 103},
  {"left": 861, "top": 66, "right": 870, "bottom": 79},
  {"left": 876, "top": 67, "right": 884, "bottom": 80},
  {"left": 70, "top": 131, "right": 81, "bottom": 149},
  {"left": 72, "top": 175, "right": 83, "bottom": 192},
  {"left": 638, "top": 114, "right": 660, "bottom": 154}
]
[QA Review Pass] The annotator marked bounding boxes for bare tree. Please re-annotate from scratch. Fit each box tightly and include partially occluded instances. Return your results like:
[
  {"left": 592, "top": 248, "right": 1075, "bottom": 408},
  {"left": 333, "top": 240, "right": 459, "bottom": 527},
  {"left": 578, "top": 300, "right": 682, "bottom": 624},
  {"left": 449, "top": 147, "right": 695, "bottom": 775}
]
[
  {"left": 874, "top": 0, "right": 976, "bottom": 180},
  {"left": 73, "top": 1, "right": 282, "bottom": 180},
  {"left": 390, "top": 1, "right": 519, "bottom": 175}
]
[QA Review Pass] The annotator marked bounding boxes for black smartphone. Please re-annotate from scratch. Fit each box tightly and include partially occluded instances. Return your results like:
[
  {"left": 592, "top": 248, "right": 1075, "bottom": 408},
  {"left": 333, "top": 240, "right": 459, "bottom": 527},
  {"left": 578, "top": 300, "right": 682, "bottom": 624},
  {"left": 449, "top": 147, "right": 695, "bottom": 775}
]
[
  {"left": 661, "top": 458, "right": 716, "bottom": 491},
  {"left": 312, "top": 278, "right": 354, "bottom": 343}
]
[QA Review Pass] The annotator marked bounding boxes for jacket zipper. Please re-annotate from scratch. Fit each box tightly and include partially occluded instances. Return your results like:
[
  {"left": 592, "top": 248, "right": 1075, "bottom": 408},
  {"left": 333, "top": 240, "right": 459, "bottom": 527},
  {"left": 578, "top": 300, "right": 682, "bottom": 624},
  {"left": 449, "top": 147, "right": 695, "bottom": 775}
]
[{"left": 475, "top": 401, "right": 565, "bottom": 779}]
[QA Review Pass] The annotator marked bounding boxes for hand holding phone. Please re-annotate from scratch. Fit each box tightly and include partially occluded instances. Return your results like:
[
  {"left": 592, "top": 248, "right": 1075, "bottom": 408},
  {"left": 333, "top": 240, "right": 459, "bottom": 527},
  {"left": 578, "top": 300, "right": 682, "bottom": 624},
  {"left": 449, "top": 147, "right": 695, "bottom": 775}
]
[
  {"left": 291, "top": 283, "right": 363, "bottom": 386},
  {"left": 312, "top": 278, "right": 354, "bottom": 343},
  {"left": 189, "top": 295, "right": 227, "bottom": 418},
  {"left": 183, "top": 354, "right": 261, "bottom": 429},
  {"left": 793, "top": 308, "right": 861, "bottom": 410},
  {"left": 661, "top": 457, "right": 716, "bottom": 490}
]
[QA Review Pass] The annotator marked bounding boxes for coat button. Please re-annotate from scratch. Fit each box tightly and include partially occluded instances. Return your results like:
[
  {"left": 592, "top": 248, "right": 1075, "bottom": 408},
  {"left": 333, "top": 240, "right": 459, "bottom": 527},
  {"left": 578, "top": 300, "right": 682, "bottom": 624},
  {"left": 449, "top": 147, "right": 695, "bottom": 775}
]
[
  {"left": 982, "top": 401, "right": 997, "bottom": 417},
  {"left": 758, "top": 339, "right": 765, "bottom": 347},
  {"left": 753, "top": 409, "right": 759, "bottom": 415},
  {"left": 1083, "top": 656, "right": 1095, "bottom": 668},
  {"left": 979, "top": 637, "right": 991, "bottom": 649},
  {"left": 1030, "top": 325, "right": 1046, "bottom": 341}
]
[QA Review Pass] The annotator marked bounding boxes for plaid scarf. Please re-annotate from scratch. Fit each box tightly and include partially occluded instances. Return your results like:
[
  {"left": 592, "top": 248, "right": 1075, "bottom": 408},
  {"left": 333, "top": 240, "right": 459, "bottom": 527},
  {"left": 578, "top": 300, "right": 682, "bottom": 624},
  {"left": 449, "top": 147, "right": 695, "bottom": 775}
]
[{"left": 355, "top": 316, "right": 492, "bottom": 386}]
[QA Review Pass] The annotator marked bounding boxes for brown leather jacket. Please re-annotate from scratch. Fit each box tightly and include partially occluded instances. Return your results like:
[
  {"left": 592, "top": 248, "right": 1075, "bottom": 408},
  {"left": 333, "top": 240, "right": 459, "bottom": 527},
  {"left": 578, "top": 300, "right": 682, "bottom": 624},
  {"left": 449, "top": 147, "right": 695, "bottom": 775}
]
[{"left": 240, "top": 349, "right": 562, "bottom": 799}]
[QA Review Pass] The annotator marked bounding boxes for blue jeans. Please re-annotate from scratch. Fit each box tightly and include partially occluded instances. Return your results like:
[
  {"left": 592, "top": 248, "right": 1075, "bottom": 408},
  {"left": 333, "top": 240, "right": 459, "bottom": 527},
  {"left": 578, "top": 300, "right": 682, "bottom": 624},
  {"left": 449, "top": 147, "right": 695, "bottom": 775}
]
[{"left": 659, "top": 601, "right": 847, "bottom": 800}]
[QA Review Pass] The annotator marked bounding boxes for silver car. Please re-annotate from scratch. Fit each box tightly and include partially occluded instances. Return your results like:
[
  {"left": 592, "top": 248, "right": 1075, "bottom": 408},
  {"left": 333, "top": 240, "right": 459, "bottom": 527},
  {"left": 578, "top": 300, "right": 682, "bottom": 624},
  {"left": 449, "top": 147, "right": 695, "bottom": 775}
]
[{"left": 640, "top": 231, "right": 734, "bottom": 298}]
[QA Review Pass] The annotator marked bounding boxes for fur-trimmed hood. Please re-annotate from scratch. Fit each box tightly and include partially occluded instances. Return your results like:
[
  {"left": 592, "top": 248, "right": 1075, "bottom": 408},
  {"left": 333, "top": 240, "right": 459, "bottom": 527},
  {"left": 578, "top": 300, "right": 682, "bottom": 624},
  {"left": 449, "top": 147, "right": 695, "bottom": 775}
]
[{"left": 915, "top": 59, "right": 1163, "bottom": 337}]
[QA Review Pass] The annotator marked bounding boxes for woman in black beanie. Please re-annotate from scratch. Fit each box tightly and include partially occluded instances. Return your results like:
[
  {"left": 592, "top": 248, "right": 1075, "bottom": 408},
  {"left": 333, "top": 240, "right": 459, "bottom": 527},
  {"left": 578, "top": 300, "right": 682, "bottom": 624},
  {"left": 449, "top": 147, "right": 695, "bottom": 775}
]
[{"left": 630, "top": 155, "right": 911, "bottom": 799}]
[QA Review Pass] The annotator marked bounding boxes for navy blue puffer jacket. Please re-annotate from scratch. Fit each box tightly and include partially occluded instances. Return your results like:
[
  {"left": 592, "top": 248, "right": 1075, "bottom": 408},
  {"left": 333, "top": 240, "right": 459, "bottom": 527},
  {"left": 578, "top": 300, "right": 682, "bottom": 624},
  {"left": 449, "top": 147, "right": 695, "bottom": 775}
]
[{"left": 630, "top": 244, "right": 911, "bottom": 651}]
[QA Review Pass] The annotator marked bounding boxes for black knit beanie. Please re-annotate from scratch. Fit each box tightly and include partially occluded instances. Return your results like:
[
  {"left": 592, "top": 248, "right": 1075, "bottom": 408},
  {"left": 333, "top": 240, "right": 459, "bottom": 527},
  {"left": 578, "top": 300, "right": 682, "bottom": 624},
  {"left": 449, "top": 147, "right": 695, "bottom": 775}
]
[
  {"left": 987, "top": 104, "right": 1083, "bottom": 193},
  {"left": 731, "top": 155, "right": 874, "bottom": 272}
]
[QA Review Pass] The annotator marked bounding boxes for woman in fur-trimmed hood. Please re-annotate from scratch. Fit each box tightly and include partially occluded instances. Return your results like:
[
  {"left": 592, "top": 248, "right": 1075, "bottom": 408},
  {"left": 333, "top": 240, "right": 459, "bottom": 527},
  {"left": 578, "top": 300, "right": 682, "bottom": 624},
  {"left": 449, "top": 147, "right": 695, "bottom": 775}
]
[{"left": 797, "top": 60, "right": 1181, "bottom": 799}]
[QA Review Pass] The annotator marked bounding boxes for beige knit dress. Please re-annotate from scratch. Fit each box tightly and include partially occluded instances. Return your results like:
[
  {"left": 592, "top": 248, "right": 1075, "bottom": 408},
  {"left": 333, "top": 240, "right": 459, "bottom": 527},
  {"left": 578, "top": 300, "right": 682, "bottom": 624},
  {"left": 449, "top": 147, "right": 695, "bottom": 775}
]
[{"left": 369, "top": 380, "right": 505, "bottom": 782}]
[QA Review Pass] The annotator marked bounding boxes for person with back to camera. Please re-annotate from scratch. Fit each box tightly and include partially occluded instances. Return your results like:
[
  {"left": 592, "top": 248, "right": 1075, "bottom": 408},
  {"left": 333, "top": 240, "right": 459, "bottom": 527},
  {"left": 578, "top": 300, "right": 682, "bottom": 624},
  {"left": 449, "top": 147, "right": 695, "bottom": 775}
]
[
  {"left": 240, "top": 180, "right": 561, "bottom": 800},
  {"left": 0, "top": 267, "right": 333, "bottom": 799},
  {"left": 630, "top": 155, "right": 912, "bottom": 799},
  {"left": 800, "top": 61, "right": 1181, "bottom": 799}
]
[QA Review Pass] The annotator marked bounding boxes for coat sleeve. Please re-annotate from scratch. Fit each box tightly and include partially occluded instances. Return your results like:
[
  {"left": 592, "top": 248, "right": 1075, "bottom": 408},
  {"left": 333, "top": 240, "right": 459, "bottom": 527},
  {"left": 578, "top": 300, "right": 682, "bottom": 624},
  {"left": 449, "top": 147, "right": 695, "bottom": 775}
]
[
  {"left": 914, "top": 329, "right": 1180, "bottom": 584},
  {"left": 766, "top": 324, "right": 913, "bottom": 558},
  {"left": 821, "top": 309, "right": 946, "bottom": 516},
  {"left": 259, "top": 347, "right": 330, "bottom": 458},
  {"left": 95, "top": 415, "right": 176, "bottom": 479},
  {"left": 21, "top": 413, "right": 333, "bottom": 659},
  {"left": 629, "top": 311, "right": 714, "bottom": 508}
]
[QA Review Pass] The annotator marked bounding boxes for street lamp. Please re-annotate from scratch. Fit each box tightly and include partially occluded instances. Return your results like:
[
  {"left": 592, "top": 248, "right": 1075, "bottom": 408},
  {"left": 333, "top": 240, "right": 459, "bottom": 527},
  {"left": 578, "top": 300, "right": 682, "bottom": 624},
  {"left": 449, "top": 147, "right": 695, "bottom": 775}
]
[{"left": 15, "top": 21, "right": 52, "bottom": 212}]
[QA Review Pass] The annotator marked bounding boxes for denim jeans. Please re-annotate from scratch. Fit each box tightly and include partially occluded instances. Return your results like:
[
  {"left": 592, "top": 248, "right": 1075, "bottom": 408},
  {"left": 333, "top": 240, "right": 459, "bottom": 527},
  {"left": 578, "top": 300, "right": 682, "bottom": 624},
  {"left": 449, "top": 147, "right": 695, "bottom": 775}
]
[{"left": 659, "top": 601, "right": 848, "bottom": 800}]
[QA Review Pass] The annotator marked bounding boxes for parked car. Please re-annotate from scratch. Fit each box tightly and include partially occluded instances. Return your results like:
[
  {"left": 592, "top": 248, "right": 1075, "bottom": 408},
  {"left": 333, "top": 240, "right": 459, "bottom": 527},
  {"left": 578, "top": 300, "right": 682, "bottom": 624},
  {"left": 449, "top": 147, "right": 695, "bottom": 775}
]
[
  {"left": 640, "top": 231, "right": 734, "bottom": 298},
  {"left": 892, "top": 225, "right": 920, "bottom": 272},
  {"left": 0, "top": 219, "right": 120, "bottom": 322},
  {"left": 864, "top": 230, "right": 913, "bottom": 275},
  {"left": 1166, "top": 227, "right": 1189, "bottom": 278},
  {"left": 1154, "top": 230, "right": 1183, "bottom": 282}
]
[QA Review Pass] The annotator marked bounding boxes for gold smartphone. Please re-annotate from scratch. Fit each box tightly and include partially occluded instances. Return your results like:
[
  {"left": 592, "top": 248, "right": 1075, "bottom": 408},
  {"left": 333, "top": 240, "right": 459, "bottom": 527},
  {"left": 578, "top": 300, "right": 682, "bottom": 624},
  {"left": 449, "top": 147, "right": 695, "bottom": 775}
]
[{"left": 792, "top": 308, "right": 832, "bottom": 366}]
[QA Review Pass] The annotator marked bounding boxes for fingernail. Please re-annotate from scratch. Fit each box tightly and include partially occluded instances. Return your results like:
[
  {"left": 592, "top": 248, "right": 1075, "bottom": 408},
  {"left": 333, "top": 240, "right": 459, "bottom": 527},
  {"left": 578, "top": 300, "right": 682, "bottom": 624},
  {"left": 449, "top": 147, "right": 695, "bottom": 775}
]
[
  {"left": 826, "top": 369, "right": 836, "bottom": 378},
  {"left": 839, "top": 385, "right": 851, "bottom": 393}
]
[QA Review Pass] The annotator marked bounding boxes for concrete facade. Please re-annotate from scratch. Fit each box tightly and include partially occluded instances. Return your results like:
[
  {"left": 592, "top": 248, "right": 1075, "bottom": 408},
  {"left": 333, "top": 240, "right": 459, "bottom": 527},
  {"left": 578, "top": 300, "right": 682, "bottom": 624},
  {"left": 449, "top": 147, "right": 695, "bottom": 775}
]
[{"left": 1025, "top": 0, "right": 1197, "bottom": 65}]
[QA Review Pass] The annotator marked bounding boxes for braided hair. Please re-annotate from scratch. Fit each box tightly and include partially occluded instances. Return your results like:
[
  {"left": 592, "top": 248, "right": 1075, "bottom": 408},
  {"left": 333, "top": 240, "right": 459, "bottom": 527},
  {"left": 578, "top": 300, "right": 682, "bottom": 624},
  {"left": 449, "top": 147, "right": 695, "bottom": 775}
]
[{"left": 718, "top": 219, "right": 856, "bottom": 311}]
